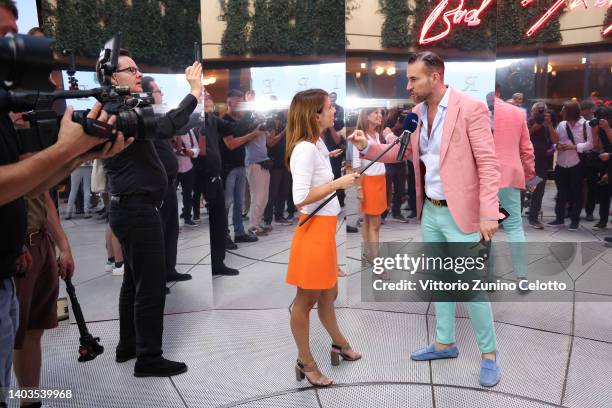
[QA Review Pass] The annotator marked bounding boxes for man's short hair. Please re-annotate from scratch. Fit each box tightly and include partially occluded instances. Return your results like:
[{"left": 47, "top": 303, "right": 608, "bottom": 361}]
[
  {"left": 227, "top": 89, "right": 243, "bottom": 98},
  {"left": 512, "top": 92, "right": 524, "bottom": 100},
  {"left": 408, "top": 51, "right": 445, "bottom": 76},
  {"left": 580, "top": 100, "right": 595, "bottom": 111},
  {"left": 141, "top": 76, "right": 155, "bottom": 93},
  {"left": 0, "top": 0, "right": 18, "bottom": 19}
]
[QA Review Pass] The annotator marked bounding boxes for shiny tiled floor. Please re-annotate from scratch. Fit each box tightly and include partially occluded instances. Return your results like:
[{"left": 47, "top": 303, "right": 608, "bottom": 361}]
[{"left": 8, "top": 182, "right": 612, "bottom": 407}]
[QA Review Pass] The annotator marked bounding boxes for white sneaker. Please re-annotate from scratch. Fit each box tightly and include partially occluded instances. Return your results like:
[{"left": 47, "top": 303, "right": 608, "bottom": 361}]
[
  {"left": 105, "top": 261, "right": 114, "bottom": 272},
  {"left": 112, "top": 264, "right": 124, "bottom": 276}
]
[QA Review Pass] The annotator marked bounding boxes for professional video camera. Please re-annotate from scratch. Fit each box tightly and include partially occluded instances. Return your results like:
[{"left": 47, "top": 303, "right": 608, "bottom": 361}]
[
  {"left": 0, "top": 32, "right": 157, "bottom": 153},
  {"left": 588, "top": 106, "right": 611, "bottom": 128},
  {"left": 250, "top": 111, "right": 279, "bottom": 132}
]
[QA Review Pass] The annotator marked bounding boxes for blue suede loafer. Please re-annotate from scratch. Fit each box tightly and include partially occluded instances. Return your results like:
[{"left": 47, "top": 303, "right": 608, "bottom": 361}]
[
  {"left": 480, "top": 352, "right": 500, "bottom": 387},
  {"left": 410, "top": 343, "right": 459, "bottom": 361}
]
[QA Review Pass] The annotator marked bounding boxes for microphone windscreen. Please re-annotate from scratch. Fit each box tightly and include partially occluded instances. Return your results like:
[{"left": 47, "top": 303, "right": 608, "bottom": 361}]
[{"left": 403, "top": 112, "right": 419, "bottom": 133}]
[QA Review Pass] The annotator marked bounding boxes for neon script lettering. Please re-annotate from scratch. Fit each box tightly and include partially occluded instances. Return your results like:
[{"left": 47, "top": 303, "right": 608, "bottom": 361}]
[
  {"left": 418, "top": 0, "right": 494, "bottom": 45},
  {"left": 419, "top": 0, "right": 611, "bottom": 45}
]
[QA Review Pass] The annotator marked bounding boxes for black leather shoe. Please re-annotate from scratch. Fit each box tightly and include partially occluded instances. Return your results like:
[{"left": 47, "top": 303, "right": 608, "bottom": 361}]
[
  {"left": 116, "top": 350, "right": 136, "bottom": 363},
  {"left": 346, "top": 225, "right": 358, "bottom": 233},
  {"left": 212, "top": 264, "right": 239, "bottom": 276},
  {"left": 167, "top": 270, "right": 192, "bottom": 282},
  {"left": 134, "top": 357, "right": 188, "bottom": 377},
  {"left": 605, "top": 236, "right": 612, "bottom": 243},
  {"left": 235, "top": 233, "right": 258, "bottom": 243},
  {"left": 225, "top": 236, "right": 238, "bottom": 250}
]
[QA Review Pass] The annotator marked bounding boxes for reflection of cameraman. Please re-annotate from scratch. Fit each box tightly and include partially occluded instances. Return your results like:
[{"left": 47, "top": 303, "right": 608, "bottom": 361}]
[
  {"left": 526, "top": 102, "right": 555, "bottom": 227},
  {"left": 0, "top": 2, "right": 129, "bottom": 406},
  {"left": 587, "top": 108, "right": 612, "bottom": 229}
]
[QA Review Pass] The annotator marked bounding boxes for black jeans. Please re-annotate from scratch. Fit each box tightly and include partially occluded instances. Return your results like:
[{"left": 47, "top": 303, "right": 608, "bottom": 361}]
[
  {"left": 385, "top": 163, "right": 407, "bottom": 216},
  {"left": 178, "top": 169, "right": 195, "bottom": 220},
  {"left": 555, "top": 164, "right": 584, "bottom": 224},
  {"left": 528, "top": 173, "right": 547, "bottom": 223},
  {"left": 110, "top": 200, "right": 166, "bottom": 362},
  {"left": 159, "top": 179, "right": 179, "bottom": 277},
  {"left": 264, "top": 167, "right": 291, "bottom": 223},
  {"left": 201, "top": 175, "right": 227, "bottom": 266},
  {"left": 193, "top": 169, "right": 204, "bottom": 219}
]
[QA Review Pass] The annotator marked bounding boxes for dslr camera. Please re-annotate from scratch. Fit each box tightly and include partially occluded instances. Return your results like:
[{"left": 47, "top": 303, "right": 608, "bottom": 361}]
[{"left": 0, "top": 32, "right": 157, "bottom": 153}]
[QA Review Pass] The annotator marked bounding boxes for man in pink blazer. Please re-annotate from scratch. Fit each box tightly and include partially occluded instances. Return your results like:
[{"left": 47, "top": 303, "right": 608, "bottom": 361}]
[
  {"left": 491, "top": 87, "right": 536, "bottom": 281},
  {"left": 350, "top": 52, "right": 502, "bottom": 387}
]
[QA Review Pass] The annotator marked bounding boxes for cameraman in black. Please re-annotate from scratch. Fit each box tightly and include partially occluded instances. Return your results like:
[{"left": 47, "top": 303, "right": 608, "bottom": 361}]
[
  {"left": 102, "top": 49, "right": 203, "bottom": 377},
  {"left": 1, "top": 3, "right": 130, "bottom": 404},
  {"left": 527, "top": 102, "right": 555, "bottom": 229},
  {"left": 588, "top": 107, "right": 612, "bottom": 231},
  {"left": 141, "top": 76, "right": 192, "bottom": 288}
]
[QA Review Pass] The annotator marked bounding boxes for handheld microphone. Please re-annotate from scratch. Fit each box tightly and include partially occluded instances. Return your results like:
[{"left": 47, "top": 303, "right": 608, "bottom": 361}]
[{"left": 396, "top": 112, "right": 419, "bottom": 161}]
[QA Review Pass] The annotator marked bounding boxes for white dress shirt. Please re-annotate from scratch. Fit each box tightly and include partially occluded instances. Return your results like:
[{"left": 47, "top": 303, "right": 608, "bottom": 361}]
[
  {"left": 555, "top": 118, "right": 593, "bottom": 168},
  {"left": 419, "top": 86, "right": 451, "bottom": 200},
  {"left": 290, "top": 138, "right": 341, "bottom": 216},
  {"left": 352, "top": 131, "right": 386, "bottom": 176},
  {"left": 176, "top": 132, "right": 200, "bottom": 174}
]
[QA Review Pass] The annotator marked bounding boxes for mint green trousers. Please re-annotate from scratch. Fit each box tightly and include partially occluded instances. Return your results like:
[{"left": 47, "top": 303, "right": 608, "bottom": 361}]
[{"left": 421, "top": 200, "right": 497, "bottom": 353}]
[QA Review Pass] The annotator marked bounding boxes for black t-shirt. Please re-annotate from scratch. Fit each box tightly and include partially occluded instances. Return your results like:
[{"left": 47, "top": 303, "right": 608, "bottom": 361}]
[
  {"left": 153, "top": 139, "right": 179, "bottom": 179},
  {"left": 104, "top": 94, "right": 197, "bottom": 201},
  {"left": 528, "top": 119, "right": 554, "bottom": 177},
  {"left": 333, "top": 103, "right": 345, "bottom": 132},
  {"left": 220, "top": 113, "right": 250, "bottom": 169},
  {"left": 268, "top": 128, "right": 287, "bottom": 169},
  {"left": 0, "top": 113, "right": 27, "bottom": 279},
  {"left": 196, "top": 113, "right": 234, "bottom": 176}
]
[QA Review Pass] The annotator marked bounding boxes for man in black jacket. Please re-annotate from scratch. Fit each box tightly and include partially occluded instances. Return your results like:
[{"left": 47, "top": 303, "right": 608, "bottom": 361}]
[
  {"left": 141, "top": 76, "right": 192, "bottom": 289},
  {"left": 192, "top": 90, "right": 245, "bottom": 275},
  {"left": 103, "top": 50, "right": 202, "bottom": 377}
]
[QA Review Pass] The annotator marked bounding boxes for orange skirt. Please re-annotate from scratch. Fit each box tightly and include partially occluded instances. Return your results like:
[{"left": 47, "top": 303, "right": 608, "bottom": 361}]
[
  {"left": 286, "top": 213, "right": 338, "bottom": 290},
  {"left": 360, "top": 174, "right": 387, "bottom": 215}
]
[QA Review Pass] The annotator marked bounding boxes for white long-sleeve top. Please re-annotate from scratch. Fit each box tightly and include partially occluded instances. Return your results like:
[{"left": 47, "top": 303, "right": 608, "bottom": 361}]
[
  {"left": 352, "top": 131, "right": 386, "bottom": 176},
  {"left": 555, "top": 118, "right": 593, "bottom": 168},
  {"left": 177, "top": 132, "right": 200, "bottom": 173},
  {"left": 290, "top": 138, "right": 341, "bottom": 216}
]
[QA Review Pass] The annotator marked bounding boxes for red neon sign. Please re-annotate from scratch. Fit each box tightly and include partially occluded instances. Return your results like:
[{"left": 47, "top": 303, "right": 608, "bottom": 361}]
[
  {"left": 418, "top": 0, "right": 611, "bottom": 45},
  {"left": 418, "top": 0, "right": 494, "bottom": 45},
  {"left": 523, "top": 0, "right": 611, "bottom": 37}
]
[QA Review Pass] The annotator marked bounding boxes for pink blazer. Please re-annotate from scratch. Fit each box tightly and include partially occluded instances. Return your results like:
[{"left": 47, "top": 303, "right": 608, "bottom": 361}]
[
  {"left": 493, "top": 98, "right": 535, "bottom": 189},
  {"left": 362, "top": 88, "right": 500, "bottom": 234}
]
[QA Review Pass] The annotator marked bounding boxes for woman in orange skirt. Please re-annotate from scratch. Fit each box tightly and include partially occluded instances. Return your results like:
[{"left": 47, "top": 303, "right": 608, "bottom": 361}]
[
  {"left": 285, "top": 89, "right": 362, "bottom": 387},
  {"left": 352, "top": 108, "right": 388, "bottom": 262}
]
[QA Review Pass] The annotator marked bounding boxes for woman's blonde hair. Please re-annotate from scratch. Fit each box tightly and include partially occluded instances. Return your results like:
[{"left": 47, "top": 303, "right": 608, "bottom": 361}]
[
  {"left": 285, "top": 89, "right": 328, "bottom": 168},
  {"left": 356, "top": 108, "right": 383, "bottom": 142}
]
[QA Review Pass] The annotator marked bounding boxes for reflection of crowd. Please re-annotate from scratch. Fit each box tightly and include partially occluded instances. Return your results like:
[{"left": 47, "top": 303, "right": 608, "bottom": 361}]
[{"left": 500, "top": 90, "right": 612, "bottom": 232}]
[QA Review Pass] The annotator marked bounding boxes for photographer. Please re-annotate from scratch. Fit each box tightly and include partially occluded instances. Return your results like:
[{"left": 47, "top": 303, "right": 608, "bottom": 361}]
[
  {"left": 191, "top": 89, "right": 241, "bottom": 276},
  {"left": 549, "top": 101, "right": 593, "bottom": 231},
  {"left": 221, "top": 89, "right": 263, "bottom": 243},
  {"left": 102, "top": 49, "right": 202, "bottom": 377},
  {"left": 527, "top": 102, "right": 555, "bottom": 229},
  {"left": 141, "top": 76, "right": 192, "bottom": 286},
  {"left": 588, "top": 107, "right": 612, "bottom": 231},
  {"left": 1, "top": 3, "right": 129, "bottom": 404}
]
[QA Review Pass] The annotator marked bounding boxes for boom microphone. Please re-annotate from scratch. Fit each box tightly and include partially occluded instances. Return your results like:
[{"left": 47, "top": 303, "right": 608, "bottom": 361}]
[{"left": 396, "top": 112, "right": 419, "bottom": 161}]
